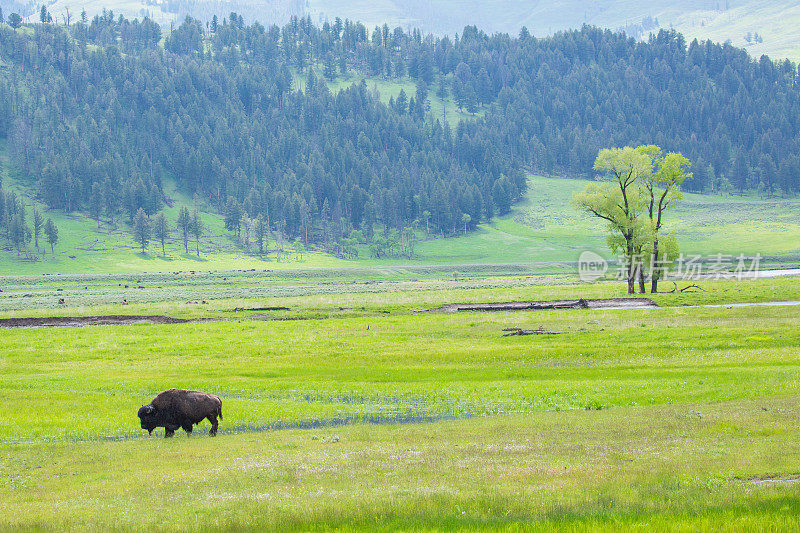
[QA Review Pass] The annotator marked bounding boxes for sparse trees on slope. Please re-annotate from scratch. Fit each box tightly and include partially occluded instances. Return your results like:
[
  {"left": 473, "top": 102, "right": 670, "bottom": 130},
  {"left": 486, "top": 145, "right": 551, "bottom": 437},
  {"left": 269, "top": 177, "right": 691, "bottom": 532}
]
[
  {"left": 190, "top": 209, "right": 204, "bottom": 256},
  {"left": 9, "top": 210, "right": 31, "bottom": 252}
]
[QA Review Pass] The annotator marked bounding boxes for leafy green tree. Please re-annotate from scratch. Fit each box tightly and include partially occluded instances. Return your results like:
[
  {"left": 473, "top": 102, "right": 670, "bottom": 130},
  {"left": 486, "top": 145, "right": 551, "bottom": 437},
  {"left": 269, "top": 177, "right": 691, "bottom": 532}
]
[
  {"left": 152, "top": 212, "right": 170, "bottom": 256},
  {"left": 574, "top": 146, "right": 652, "bottom": 294},
  {"left": 642, "top": 149, "right": 691, "bottom": 292},
  {"left": 132, "top": 207, "right": 151, "bottom": 253},
  {"left": 177, "top": 206, "right": 191, "bottom": 253},
  {"left": 421, "top": 210, "right": 431, "bottom": 236},
  {"left": 461, "top": 213, "right": 471, "bottom": 235},
  {"left": 44, "top": 218, "right": 58, "bottom": 259}
]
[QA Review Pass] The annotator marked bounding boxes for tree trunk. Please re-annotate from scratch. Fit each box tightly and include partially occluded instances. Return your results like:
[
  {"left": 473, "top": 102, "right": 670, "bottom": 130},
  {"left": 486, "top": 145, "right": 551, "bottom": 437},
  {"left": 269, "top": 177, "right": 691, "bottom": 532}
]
[
  {"left": 650, "top": 240, "right": 660, "bottom": 293},
  {"left": 625, "top": 242, "right": 635, "bottom": 294},
  {"left": 638, "top": 267, "right": 646, "bottom": 294}
]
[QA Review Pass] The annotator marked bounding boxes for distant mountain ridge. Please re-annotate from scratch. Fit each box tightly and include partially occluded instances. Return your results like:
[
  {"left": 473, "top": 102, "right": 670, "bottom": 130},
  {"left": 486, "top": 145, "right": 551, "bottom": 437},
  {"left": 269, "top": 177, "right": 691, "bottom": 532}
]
[{"left": 2, "top": 0, "right": 799, "bottom": 60}]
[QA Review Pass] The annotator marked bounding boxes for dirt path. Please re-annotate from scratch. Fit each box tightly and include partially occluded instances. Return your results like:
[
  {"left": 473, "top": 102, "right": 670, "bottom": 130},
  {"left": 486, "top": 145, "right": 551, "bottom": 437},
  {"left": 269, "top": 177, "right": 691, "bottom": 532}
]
[{"left": 0, "top": 315, "right": 191, "bottom": 328}]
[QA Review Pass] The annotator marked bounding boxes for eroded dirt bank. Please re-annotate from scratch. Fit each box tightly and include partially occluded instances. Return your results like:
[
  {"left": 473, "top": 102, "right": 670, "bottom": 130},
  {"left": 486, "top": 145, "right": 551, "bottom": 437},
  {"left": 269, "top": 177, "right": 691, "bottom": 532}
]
[{"left": 0, "top": 315, "right": 191, "bottom": 328}]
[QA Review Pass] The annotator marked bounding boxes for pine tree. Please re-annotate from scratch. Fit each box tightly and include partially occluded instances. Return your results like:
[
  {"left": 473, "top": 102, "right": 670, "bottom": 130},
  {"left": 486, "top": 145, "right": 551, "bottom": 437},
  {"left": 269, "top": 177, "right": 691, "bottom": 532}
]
[
  {"left": 100, "top": 179, "right": 115, "bottom": 225},
  {"left": 89, "top": 182, "right": 103, "bottom": 228},
  {"left": 152, "top": 212, "right": 169, "bottom": 256},
  {"left": 132, "top": 207, "right": 151, "bottom": 253},
  {"left": 33, "top": 208, "right": 43, "bottom": 251},
  {"left": 224, "top": 197, "right": 242, "bottom": 240},
  {"left": 44, "top": 218, "right": 58, "bottom": 259},
  {"left": 191, "top": 209, "right": 204, "bottom": 256},
  {"left": 177, "top": 206, "right": 191, "bottom": 253},
  {"left": 255, "top": 213, "right": 267, "bottom": 255}
]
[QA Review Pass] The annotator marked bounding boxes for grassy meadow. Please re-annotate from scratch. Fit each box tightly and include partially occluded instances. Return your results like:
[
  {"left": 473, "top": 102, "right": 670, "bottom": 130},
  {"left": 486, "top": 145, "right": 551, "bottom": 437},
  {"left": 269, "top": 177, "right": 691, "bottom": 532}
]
[{"left": 2, "top": 273, "right": 800, "bottom": 530}]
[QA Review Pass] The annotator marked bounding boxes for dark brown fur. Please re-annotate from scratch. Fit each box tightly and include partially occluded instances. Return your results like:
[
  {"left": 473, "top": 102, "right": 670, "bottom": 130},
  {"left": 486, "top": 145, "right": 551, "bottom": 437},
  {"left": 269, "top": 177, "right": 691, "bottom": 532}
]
[{"left": 138, "top": 389, "right": 223, "bottom": 437}]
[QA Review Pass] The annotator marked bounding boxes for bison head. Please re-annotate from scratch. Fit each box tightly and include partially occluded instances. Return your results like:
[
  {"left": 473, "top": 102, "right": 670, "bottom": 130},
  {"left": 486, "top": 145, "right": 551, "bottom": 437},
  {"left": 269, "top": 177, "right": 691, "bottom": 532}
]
[{"left": 137, "top": 404, "right": 158, "bottom": 434}]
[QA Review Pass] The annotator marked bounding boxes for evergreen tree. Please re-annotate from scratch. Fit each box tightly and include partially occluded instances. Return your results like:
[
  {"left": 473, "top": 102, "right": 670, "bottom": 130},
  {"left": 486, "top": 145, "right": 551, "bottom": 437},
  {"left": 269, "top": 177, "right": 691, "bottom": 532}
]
[
  {"left": 89, "top": 182, "right": 103, "bottom": 227},
  {"left": 224, "top": 197, "right": 242, "bottom": 240},
  {"left": 44, "top": 218, "right": 58, "bottom": 259},
  {"left": 190, "top": 209, "right": 204, "bottom": 256},
  {"left": 254, "top": 213, "right": 267, "bottom": 255},
  {"left": 132, "top": 207, "right": 151, "bottom": 253},
  {"left": 152, "top": 211, "right": 169, "bottom": 255},
  {"left": 32, "top": 207, "right": 43, "bottom": 251},
  {"left": 177, "top": 206, "right": 191, "bottom": 253}
]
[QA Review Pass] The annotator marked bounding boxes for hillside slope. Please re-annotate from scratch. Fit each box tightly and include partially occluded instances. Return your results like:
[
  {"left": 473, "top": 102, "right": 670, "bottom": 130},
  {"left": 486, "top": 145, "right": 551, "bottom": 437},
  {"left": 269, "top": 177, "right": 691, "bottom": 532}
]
[
  {"left": 3, "top": 168, "right": 800, "bottom": 274},
  {"left": 307, "top": 0, "right": 800, "bottom": 61},
  {"left": 6, "top": 0, "right": 799, "bottom": 60}
]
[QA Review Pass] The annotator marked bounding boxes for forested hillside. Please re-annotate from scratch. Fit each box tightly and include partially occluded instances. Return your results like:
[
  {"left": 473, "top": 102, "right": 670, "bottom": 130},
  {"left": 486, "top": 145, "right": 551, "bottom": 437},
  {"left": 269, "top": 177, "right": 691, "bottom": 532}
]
[{"left": 1, "top": 14, "right": 799, "bottom": 254}]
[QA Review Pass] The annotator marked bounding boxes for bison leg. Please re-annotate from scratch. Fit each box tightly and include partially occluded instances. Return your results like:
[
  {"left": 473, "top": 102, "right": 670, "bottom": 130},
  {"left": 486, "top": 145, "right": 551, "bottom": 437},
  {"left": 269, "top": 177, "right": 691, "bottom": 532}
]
[
  {"left": 164, "top": 428, "right": 175, "bottom": 438},
  {"left": 208, "top": 415, "right": 218, "bottom": 437},
  {"left": 182, "top": 422, "right": 193, "bottom": 436}
]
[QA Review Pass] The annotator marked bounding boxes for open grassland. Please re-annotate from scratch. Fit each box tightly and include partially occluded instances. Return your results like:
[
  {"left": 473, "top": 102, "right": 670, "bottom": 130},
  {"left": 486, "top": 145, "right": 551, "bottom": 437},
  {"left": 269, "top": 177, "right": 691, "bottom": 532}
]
[{"left": 2, "top": 274, "right": 800, "bottom": 529}]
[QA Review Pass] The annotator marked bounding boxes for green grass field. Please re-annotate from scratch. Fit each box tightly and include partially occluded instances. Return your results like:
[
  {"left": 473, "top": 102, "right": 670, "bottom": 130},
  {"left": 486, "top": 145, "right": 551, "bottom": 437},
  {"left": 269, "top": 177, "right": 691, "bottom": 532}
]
[{"left": 2, "top": 274, "right": 800, "bottom": 530}]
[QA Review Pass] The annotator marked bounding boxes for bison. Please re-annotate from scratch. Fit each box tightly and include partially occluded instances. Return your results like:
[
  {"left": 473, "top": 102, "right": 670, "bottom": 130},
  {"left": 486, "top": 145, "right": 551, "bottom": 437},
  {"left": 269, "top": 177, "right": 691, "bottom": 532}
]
[{"left": 138, "top": 389, "right": 223, "bottom": 438}]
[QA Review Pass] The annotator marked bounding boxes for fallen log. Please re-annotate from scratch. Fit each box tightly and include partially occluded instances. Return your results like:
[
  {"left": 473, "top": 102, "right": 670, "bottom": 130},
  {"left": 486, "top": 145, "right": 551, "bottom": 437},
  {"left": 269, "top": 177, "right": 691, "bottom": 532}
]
[
  {"left": 679, "top": 284, "right": 706, "bottom": 293},
  {"left": 502, "top": 327, "right": 563, "bottom": 337}
]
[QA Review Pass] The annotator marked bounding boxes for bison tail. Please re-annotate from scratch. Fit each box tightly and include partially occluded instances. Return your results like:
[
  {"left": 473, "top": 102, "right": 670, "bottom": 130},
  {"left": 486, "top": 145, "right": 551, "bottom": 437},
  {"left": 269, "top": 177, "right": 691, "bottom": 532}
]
[{"left": 218, "top": 406, "right": 223, "bottom": 419}]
